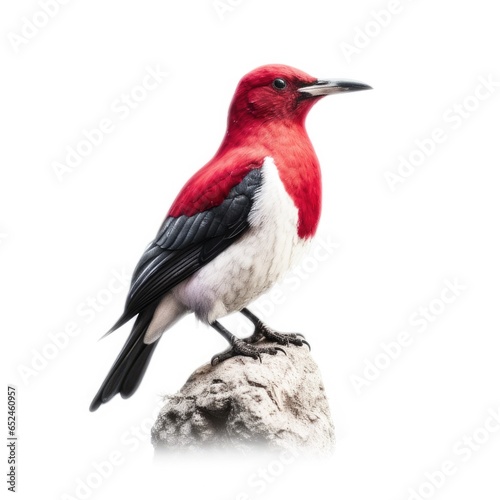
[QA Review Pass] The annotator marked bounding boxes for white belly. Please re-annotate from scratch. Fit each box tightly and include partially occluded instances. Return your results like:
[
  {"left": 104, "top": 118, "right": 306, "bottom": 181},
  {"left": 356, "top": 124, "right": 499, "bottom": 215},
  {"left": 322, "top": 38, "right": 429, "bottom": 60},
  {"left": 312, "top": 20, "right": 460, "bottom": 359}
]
[{"left": 174, "top": 156, "right": 309, "bottom": 324}]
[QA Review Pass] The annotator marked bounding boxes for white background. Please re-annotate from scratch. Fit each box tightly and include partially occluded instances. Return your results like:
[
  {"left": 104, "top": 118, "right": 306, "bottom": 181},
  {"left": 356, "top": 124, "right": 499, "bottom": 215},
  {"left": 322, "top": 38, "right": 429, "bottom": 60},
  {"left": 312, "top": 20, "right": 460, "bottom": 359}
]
[{"left": 2, "top": 0, "right": 500, "bottom": 499}]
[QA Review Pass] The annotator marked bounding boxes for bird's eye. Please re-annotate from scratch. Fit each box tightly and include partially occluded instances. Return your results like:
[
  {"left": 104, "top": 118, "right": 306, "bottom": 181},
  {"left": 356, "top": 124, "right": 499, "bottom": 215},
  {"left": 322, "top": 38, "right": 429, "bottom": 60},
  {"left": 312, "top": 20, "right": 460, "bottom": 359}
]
[{"left": 272, "top": 78, "right": 287, "bottom": 90}]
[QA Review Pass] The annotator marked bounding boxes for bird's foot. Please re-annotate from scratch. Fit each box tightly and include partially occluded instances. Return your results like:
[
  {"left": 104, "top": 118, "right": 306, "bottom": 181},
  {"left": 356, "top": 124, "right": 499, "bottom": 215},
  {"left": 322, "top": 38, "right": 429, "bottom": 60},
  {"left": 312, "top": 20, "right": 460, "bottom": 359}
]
[
  {"left": 240, "top": 309, "right": 310, "bottom": 350},
  {"left": 211, "top": 338, "right": 286, "bottom": 366},
  {"left": 245, "top": 321, "right": 311, "bottom": 350}
]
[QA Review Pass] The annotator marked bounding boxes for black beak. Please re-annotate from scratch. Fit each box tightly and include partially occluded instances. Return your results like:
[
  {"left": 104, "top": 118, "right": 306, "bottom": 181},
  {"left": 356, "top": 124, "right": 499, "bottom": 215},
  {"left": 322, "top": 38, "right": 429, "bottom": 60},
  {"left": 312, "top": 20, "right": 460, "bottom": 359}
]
[{"left": 299, "top": 79, "right": 372, "bottom": 97}]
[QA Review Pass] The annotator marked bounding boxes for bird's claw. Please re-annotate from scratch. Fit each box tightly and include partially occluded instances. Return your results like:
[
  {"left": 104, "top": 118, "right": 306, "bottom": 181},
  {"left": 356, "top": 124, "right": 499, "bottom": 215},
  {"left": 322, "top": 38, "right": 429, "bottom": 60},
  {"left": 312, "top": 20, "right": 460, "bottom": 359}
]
[
  {"left": 301, "top": 339, "right": 311, "bottom": 351},
  {"left": 211, "top": 338, "right": 286, "bottom": 366},
  {"left": 254, "top": 325, "right": 311, "bottom": 351}
]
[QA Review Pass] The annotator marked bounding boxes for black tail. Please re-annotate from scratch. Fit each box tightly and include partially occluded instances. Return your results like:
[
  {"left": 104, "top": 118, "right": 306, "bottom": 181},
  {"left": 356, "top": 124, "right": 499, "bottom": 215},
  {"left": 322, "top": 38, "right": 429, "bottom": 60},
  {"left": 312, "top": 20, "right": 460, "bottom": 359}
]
[{"left": 89, "top": 304, "right": 159, "bottom": 412}]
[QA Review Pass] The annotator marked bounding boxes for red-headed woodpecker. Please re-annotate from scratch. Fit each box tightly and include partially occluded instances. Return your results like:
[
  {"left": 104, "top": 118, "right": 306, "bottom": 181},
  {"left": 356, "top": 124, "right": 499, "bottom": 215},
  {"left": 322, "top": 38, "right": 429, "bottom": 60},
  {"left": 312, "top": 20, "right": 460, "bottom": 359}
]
[{"left": 90, "top": 64, "right": 371, "bottom": 411}]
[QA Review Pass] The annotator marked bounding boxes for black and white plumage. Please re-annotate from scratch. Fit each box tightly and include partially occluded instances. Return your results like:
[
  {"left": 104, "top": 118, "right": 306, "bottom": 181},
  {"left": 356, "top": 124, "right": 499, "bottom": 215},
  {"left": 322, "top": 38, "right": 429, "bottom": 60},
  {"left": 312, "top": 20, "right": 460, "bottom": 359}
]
[{"left": 89, "top": 64, "right": 370, "bottom": 411}]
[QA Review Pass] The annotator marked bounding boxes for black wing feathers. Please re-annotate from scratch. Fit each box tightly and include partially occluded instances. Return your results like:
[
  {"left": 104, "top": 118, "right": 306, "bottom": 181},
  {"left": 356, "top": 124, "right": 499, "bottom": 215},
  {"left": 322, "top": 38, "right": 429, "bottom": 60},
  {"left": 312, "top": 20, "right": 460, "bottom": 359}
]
[
  {"left": 108, "top": 167, "right": 262, "bottom": 333},
  {"left": 90, "top": 167, "right": 262, "bottom": 411}
]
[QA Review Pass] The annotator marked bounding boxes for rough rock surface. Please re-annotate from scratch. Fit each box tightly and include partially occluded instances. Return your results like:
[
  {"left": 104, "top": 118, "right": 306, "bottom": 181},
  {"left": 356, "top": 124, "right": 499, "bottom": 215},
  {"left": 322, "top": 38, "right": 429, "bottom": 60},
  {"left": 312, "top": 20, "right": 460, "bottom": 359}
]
[{"left": 152, "top": 340, "right": 334, "bottom": 453}]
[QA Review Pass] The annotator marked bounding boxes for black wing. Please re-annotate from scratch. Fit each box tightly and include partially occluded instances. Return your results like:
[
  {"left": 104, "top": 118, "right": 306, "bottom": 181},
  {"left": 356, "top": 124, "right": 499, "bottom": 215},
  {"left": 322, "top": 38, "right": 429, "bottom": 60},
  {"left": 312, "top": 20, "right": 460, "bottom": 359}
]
[{"left": 108, "top": 167, "right": 262, "bottom": 333}]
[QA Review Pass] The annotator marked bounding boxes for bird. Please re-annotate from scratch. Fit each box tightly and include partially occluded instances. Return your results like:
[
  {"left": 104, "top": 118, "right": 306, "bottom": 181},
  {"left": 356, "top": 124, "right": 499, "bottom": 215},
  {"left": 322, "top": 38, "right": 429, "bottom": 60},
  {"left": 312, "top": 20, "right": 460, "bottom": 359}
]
[{"left": 89, "top": 64, "right": 371, "bottom": 411}]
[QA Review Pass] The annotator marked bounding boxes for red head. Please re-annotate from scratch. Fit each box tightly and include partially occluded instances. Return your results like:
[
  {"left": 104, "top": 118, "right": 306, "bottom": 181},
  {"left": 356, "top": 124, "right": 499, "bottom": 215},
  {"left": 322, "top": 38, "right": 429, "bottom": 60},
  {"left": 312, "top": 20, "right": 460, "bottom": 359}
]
[{"left": 227, "top": 64, "right": 371, "bottom": 128}]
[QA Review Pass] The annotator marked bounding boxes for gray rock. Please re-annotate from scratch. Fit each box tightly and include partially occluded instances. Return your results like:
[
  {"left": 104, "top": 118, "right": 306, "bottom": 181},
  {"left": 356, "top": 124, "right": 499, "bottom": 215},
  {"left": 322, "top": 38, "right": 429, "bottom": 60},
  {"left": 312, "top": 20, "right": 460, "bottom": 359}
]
[{"left": 152, "top": 341, "right": 334, "bottom": 454}]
